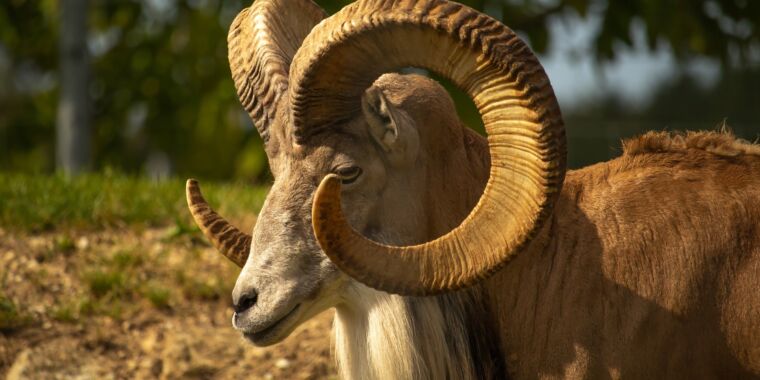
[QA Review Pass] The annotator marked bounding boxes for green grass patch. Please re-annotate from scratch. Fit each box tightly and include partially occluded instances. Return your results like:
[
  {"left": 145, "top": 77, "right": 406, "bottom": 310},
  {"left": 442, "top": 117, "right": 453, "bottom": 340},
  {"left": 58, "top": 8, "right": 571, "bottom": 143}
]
[
  {"left": 142, "top": 283, "right": 172, "bottom": 309},
  {"left": 54, "top": 235, "right": 76, "bottom": 254},
  {"left": 110, "top": 250, "right": 144, "bottom": 270},
  {"left": 0, "top": 171, "right": 268, "bottom": 231},
  {"left": 84, "top": 269, "right": 126, "bottom": 299},
  {"left": 51, "top": 301, "right": 80, "bottom": 323},
  {"left": 66, "top": 296, "right": 126, "bottom": 321},
  {"left": 0, "top": 293, "right": 33, "bottom": 332},
  {"left": 175, "top": 268, "right": 231, "bottom": 302}
]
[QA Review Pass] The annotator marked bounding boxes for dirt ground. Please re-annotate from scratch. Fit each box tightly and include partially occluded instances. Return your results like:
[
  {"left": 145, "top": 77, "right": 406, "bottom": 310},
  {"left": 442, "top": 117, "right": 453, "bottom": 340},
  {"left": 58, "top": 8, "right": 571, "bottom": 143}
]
[{"left": 0, "top": 228, "right": 336, "bottom": 379}]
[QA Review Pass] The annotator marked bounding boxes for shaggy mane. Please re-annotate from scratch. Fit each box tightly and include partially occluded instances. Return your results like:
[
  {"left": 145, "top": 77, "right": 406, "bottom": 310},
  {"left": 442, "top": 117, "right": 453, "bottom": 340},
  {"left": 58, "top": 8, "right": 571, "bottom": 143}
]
[{"left": 622, "top": 130, "right": 760, "bottom": 158}]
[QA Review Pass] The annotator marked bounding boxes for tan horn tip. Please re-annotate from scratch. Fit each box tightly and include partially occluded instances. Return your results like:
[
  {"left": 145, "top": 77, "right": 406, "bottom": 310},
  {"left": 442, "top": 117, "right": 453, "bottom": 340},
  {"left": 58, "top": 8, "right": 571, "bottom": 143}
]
[
  {"left": 186, "top": 178, "right": 205, "bottom": 210},
  {"left": 184, "top": 178, "right": 252, "bottom": 268}
]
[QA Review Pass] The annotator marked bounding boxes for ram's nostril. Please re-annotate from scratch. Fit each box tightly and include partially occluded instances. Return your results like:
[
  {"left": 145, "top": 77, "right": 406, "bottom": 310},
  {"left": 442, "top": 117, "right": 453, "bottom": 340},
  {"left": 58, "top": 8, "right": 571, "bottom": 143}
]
[{"left": 234, "top": 291, "right": 258, "bottom": 313}]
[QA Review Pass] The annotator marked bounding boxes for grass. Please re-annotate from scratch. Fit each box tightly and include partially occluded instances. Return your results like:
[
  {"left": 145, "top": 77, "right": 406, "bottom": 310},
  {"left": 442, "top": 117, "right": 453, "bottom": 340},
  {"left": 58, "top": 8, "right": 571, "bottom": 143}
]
[
  {"left": 84, "top": 269, "right": 126, "bottom": 298},
  {"left": 111, "top": 249, "right": 144, "bottom": 270},
  {"left": 0, "top": 292, "right": 32, "bottom": 332},
  {"left": 68, "top": 241, "right": 233, "bottom": 321},
  {"left": 1, "top": 171, "right": 251, "bottom": 325},
  {"left": 54, "top": 235, "right": 76, "bottom": 254},
  {"left": 0, "top": 171, "right": 269, "bottom": 232},
  {"left": 175, "top": 267, "right": 230, "bottom": 301},
  {"left": 78, "top": 249, "right": 167, "bottom": 318},
  {"left": 50, "top": 301, "right": 79, "bottom": 323},
  {"left": 142, "top": 283, "right": 171, "bottom": 309}
]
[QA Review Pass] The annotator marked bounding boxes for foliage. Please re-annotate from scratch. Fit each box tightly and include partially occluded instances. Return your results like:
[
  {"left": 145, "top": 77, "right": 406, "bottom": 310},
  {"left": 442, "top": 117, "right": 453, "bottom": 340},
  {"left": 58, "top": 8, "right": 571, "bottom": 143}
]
[
  {"left": 593, "top": 0, "right": 759, "bottom": 63},
  {"left": 0, "top": 171, "right": 268, "bottom": 231},
  {"left": 565, "top": 67, "right": 760, "bottom": 168},
  {"left": 488, "top": 0, "right": 760, "bottom": 63},
  {"left": 0, "top": 0, "right": 758, "bottom": 178},
  {"left": 1, "top": 0, "right": 266, "bottom": 180}
]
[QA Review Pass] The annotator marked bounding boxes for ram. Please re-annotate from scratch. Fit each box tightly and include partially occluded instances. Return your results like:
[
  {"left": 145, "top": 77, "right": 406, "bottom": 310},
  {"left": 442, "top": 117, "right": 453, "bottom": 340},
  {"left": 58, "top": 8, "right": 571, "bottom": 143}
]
[{"left": 186, "top": 0, "right": 760, "bottom": 378}]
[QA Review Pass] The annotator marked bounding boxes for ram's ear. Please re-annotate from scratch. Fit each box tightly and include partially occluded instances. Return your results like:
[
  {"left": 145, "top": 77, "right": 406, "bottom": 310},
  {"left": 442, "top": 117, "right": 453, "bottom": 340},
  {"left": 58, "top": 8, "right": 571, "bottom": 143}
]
[
  {"left": 362, "top": 86, "right": 419, "bottom": 166},
  {"left": 363, "top": 87, "right": 398, "bottom": 150}
]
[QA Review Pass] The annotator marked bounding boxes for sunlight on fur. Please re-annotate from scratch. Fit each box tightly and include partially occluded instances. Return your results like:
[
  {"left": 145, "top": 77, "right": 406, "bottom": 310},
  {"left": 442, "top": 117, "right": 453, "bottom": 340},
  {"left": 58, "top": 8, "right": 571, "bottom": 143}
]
[{"left": 333, "top": 283, "right": 477, "bottom": 380}]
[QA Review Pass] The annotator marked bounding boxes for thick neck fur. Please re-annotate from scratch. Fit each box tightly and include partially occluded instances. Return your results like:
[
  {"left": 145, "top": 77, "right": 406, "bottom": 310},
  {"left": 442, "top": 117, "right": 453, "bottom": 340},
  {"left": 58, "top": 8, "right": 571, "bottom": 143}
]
[
  {"left": 333, "top": 284, "right": 503, "bottom": 380},
  {"left": 332, "top": 124, "right": 502, "bottom": 379}
]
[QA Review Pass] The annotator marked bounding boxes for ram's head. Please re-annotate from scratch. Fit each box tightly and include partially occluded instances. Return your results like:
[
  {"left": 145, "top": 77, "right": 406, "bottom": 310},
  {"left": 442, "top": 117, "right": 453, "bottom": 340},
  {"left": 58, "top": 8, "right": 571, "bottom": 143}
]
[{"left": 187, "top": 0, "right": 566, "bottom": 346}]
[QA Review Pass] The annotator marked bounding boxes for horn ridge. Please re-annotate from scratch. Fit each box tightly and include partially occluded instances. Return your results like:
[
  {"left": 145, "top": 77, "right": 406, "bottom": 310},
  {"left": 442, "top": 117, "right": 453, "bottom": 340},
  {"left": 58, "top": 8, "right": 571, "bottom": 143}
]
[
  {"left": 293, "top": 0, "right": 566, "bottom": 295},
  {"left": 186, "top": 179, "right": 252, "bottom": 268},
  {"left": 228, "top": 0, "right": 326, "bottom": 143}
]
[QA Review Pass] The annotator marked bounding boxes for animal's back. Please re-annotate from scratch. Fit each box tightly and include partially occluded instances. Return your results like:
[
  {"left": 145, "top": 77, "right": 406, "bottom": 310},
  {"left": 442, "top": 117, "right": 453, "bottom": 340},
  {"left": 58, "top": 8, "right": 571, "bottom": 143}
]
[{"left": 562, "top": 131, "right": 760, "bottom": 377}]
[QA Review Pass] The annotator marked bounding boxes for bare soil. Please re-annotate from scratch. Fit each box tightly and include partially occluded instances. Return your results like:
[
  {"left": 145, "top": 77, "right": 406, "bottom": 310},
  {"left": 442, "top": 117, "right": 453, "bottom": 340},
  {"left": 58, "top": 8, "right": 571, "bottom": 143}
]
[{"left": 0, "top": 228, "right": 335, "bottom": 379}]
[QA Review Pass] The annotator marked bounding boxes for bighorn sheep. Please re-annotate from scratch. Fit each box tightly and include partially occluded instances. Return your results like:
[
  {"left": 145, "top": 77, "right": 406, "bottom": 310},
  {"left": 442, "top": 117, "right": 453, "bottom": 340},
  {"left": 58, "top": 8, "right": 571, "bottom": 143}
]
[{"left": 186, "top": 0, "right": 760, "bottom": 378}]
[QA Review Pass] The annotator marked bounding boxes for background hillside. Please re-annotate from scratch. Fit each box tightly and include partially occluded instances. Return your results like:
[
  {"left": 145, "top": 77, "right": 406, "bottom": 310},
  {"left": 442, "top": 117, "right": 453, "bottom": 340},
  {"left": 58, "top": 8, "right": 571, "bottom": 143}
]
[{"left": 0, "top": 173, "right": 336, "bottom": 379}]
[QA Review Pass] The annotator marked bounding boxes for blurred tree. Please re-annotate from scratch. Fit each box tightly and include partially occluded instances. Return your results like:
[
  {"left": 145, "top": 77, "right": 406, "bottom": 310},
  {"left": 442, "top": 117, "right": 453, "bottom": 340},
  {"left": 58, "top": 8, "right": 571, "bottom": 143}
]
[
  {"left": 0, "top": 0, "right": 758, "bottom": 181},
  {"left": 0, "top": 0, "right": 58, "bottom": 173},
  {"left": 84, "top": 0, "right": 259, "bottom": 180},
  {"left": 565, "top": 66, "right": 760, "bottom": 168},
  {"left": 57, "top": 0, "right": 91, "bottom": 175},
  {"left": 483, "top": 0, "right": 760, "bottom": 64}
]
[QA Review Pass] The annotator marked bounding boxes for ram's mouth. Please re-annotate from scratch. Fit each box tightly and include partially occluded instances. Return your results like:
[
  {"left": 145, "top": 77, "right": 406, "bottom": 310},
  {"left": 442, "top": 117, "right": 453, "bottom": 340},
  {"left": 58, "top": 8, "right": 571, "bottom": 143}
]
[{"left": 243, "top": 304, "right": 301, "bottom": 344}]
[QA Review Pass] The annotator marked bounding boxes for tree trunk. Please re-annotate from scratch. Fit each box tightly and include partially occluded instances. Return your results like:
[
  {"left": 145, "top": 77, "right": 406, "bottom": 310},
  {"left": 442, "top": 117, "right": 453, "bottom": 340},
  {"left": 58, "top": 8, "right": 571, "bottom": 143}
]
[{"left": 56, "top": 0, "right": 90, "bottom": 175}]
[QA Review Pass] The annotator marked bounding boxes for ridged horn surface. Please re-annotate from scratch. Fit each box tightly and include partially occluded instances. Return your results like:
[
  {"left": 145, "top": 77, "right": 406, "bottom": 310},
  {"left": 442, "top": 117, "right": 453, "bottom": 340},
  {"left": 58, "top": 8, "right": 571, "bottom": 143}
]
[
  {"left": 186, "top": 179, "right": 252, "bottom": 267},
  {"left": 228, "top": 0, "right": 326, "bottom": 142},
  {"left": 295, "top": 0, "right": 567, "bottom": 295}
]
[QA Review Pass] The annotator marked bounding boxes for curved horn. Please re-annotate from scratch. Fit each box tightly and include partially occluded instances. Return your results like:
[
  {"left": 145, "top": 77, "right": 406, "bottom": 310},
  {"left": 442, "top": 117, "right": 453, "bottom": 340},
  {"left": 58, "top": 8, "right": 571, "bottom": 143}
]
[
  {"left": 186, "top": 179, "right": 251, "bottom": 267},
  {"left": 228, "top": 0, "right": 326, "bottom": 142},
  {"left": 294, "top": 0, "right": 566, "bottom": 295}
]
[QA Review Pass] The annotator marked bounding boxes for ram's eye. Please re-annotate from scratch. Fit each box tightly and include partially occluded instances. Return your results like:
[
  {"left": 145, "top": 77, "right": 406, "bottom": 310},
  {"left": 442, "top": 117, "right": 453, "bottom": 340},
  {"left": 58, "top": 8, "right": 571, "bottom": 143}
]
[{"left": 335, "top": 166, "right": 362, "bottom": 185}]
